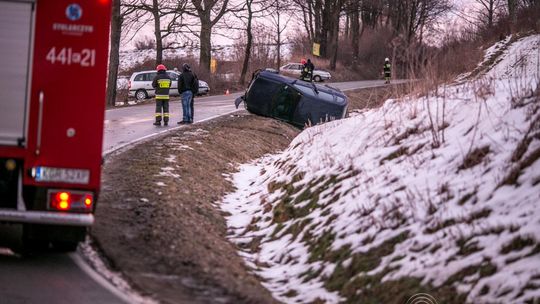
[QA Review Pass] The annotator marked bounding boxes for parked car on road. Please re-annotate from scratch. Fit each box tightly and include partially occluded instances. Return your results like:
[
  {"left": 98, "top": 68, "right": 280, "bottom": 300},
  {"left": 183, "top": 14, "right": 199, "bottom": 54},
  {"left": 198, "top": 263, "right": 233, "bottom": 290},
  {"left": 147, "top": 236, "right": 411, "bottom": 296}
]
[
  {"left": 128, "top": 70, "right": 210, "bottom": 100},
  {"left": 235, "top": 70, "right": 347, "bottom": 127},
  {"left": 279, "top": 63, "right": 332, "bottom": 82}
]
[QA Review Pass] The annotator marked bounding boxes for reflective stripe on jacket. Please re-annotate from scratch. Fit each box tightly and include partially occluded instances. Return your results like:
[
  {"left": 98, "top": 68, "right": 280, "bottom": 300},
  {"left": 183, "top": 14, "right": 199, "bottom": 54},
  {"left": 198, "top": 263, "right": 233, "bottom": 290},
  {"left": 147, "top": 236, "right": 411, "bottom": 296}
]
[
  {"left": 152, "top": 71, "right": 172, "bottom": 99},
  {"left": 384, "top": 63, "right": 391, "bottom": 76}
]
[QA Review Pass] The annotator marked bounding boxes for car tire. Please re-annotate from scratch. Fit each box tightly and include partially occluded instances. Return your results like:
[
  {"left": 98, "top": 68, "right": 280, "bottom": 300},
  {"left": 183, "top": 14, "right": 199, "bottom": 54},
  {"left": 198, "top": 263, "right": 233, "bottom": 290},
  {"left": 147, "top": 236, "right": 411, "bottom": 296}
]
[
  {"left": 313, "top": 75, "right": 322, "bottom": 82},
  {"left": 135, "top": 89, "right": 148, "bottom": 101}
]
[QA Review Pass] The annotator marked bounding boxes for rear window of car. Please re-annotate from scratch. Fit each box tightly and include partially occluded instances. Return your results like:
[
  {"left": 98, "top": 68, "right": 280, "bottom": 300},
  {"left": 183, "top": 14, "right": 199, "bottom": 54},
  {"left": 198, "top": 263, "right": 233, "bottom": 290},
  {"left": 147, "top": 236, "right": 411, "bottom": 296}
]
[
  {"left": 167, "top": 72, "right": 178, "bottom": 80},
  {"left": 134, "top": 73, "right": 145, "bottom": 81}
]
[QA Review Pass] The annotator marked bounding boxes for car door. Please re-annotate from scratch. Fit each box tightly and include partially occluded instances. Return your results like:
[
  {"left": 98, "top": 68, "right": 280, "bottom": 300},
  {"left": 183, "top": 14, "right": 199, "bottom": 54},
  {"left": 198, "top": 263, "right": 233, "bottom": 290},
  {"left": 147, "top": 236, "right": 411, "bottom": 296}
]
[
  {"left": 166, "top": 71, "right": 179, "bottom": 96},
  {"left": 144, "top": 72, "right": 157, "bottom": 96},
  {"left": 293, "top": 64, "right": 303, "bottom": 76}
]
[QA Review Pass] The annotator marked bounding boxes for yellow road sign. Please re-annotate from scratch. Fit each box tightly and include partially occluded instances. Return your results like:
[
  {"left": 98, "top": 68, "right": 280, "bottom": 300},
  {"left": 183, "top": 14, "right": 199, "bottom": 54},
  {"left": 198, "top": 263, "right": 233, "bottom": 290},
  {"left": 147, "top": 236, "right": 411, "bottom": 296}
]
[
  {"left": 312, "top": 43, "right": 320, "bottom": 57},
  {"left": 210, "top": 58, "right": 217, "bottom": 74}
]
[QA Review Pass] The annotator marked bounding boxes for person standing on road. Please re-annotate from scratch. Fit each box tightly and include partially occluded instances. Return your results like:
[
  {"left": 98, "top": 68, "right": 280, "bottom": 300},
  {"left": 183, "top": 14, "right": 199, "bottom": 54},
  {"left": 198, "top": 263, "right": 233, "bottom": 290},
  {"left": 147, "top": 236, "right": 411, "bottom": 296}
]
[
  {"left": 178, "top": 63, "right": 198, "bottom": 124},
  {"left": 151, "top": 64, "right": 172, "bottom": 126},
  {"left": 301, "top": 58, "right": 314, "bottom": 82},
  {"left": 383, "top": 58, "right": 392, "bottom": 84}
]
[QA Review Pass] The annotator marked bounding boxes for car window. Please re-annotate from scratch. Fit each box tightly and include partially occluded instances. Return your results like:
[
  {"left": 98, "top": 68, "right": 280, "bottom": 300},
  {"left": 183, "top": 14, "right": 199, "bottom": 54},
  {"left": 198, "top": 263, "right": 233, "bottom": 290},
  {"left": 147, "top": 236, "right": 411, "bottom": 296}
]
[
  {"left": 167, "top": 72, "right": 178, "bottom": 80},
  {"left": 134, "top": 74, "right": 145, "bottom": 81},
  {"left": 145, "top": 72, "right": 157, "bottom": 81},
  {"left": 294, "top": 64, "right": 302, "bottom": 70}
]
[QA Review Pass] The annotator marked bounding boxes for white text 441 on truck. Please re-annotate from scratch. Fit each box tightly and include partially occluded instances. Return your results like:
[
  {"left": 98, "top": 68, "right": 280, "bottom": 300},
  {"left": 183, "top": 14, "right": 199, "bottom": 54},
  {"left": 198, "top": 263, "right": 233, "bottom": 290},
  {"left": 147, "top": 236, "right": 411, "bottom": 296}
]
[{"left": 46, "top": 47, "right": 96, "bottom": 67}]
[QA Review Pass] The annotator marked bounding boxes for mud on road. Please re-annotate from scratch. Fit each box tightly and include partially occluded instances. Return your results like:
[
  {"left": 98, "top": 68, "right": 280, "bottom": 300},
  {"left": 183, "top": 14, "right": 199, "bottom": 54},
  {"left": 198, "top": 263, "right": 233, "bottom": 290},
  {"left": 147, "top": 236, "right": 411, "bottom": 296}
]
[{"left": 90, "top": 85, "right": 407, "bottom": 303}]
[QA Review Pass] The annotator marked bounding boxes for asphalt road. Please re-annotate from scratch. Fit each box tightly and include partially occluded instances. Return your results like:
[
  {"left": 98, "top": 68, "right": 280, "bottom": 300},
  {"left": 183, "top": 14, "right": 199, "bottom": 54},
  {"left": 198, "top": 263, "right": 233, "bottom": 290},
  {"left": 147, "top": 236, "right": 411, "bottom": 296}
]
[
  {"left": 0, "top": 79, "right": 398, "bottom": 304},
  {"left": 103, "top": 79, "right": 403, "bottom": 153},
  {"left": 0, "top": 251, "right": 128, "bottom": 304}
]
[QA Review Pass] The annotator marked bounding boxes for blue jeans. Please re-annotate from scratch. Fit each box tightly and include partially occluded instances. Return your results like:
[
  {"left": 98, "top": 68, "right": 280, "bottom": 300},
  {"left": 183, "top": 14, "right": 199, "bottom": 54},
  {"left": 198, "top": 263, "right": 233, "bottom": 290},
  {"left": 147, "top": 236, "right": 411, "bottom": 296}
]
[{"left": 181, "top": 91, "right": 193, "bottom": 122}]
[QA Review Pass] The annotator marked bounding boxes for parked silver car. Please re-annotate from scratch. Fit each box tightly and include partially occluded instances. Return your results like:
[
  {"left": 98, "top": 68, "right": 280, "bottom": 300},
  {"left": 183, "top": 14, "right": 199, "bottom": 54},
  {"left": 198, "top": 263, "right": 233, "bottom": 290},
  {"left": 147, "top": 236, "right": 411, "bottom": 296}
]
[
  {"left": 279, "top": 63, "right": 331, "bottom": 82},
  {"left": 128, "top": 70, "right": 210, "bottom": 100}
]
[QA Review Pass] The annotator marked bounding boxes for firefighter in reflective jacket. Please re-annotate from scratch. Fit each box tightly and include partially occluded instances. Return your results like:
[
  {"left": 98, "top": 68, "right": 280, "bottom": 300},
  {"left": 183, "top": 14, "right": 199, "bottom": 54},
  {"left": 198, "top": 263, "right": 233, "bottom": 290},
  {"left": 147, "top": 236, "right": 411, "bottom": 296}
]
[
  {"left": 151, "top": 64, "right": 172, "bottom": 126},
  {"left": 383, "top": 58, "right": 391, "bottom": 84},
  {"left": 300, "top": 58, "right": 314, "bottom": 82}
]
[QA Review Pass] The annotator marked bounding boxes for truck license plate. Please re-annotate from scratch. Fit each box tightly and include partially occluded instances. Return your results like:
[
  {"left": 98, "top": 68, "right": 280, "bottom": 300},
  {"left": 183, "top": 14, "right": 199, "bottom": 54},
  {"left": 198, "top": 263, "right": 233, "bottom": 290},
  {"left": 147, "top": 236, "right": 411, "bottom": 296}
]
[{"left": 35, "top": 166, "right": 90, "bottom": 184}]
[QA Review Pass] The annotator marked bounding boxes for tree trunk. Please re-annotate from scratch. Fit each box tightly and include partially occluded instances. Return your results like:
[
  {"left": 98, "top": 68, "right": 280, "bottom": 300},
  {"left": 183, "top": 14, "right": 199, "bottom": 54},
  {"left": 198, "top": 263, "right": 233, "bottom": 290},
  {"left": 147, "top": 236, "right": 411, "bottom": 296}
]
[
  {"left": 329, "top": 4, "right": 340, "bottom": 70},
  {"left": 351, "top": 2, "right": 360, "bottom": 62},
  {"left": 239, "top": 1, "right": 253, "bottom": 84},
  {"left": 152, "top": 0, "right": 163, "bottom": 64},
  {"left": 106, "top": 0, "right": 121, "bottom": 107},
  {"left": 276, "top": 8, "right": 281, "bottom": 70},
  {"left": 508, "top": 0, "right": 517, "bottom": 25},
  {"left": 199, "top": 19, "right": 212, "bottom": 74}
]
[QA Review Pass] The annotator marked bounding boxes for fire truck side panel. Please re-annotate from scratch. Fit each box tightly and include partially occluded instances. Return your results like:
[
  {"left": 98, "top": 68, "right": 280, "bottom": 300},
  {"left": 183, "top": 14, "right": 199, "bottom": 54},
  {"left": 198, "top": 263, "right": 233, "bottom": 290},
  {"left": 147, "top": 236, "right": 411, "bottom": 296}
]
[
  {"left": 24, "top": 0, "right": 110, "bottom": 190},
  {"left": 0, "top": 1, "right": 33, "bottom": 148}
]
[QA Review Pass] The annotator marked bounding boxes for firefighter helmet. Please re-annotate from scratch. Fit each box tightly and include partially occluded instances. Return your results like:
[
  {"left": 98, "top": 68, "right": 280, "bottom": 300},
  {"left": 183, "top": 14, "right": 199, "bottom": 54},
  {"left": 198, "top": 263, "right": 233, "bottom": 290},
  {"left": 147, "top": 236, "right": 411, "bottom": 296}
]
[
  {"left": 385, "top": 57, "right": 390, "bottom": 62},
  {"left": 156, "top": 64, "right": 167, "bottom": 71},
  {"left": 301, "top": 58, "right": 307, "bottom": 65}
]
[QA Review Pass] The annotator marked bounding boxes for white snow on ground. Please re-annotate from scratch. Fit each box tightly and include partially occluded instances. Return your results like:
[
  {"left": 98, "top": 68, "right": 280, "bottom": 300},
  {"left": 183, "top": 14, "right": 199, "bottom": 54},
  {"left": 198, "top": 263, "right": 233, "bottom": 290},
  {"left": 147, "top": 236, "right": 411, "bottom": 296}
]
[
  {"left": 157, "top": 167, "right": 181, "bottom": 179},
  {"left": 221, "top": 34, "right": 540, "bottom": 303},
  {"left": 119, "top": 47, "right": 237, "bottom": 73},
  {"left": 119, "top": 49, "right": 190, "bottom": 72},
  {"left": 166, "top": 155, "right": 177, "bottom": 163}
]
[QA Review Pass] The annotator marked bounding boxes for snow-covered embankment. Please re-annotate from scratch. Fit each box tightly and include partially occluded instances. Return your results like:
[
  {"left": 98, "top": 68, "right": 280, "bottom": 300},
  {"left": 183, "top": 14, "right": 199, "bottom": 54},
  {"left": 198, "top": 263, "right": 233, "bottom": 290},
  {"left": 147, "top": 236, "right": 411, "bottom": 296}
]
[{"left": 222, "top": 35, "right": 540, "bottom": 303}]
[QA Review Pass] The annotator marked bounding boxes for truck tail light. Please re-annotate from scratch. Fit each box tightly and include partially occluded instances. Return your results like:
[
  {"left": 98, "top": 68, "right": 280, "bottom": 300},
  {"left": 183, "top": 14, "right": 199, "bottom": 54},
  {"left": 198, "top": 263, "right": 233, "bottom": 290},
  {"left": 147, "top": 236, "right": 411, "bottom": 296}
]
[{"left": 49, "top": 190, "right": 94, "bottom": 212}]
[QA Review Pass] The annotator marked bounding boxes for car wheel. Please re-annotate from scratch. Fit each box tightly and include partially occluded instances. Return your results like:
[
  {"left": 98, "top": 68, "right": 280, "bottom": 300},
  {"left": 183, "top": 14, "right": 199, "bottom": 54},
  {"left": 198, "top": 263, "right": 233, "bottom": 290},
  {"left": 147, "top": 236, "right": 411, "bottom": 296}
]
[
  {"left": 313, "top": 75, "right": 322, "bottom": 82},
  {"left": 135, "top": 89, "right": 148, "bottom": 100}
]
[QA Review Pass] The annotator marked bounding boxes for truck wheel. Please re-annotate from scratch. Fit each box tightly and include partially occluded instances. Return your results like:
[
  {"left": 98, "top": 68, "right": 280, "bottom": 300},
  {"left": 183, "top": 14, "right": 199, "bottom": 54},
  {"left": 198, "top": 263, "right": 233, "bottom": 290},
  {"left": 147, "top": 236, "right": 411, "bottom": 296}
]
[
  {"left": 52, "top": 241, "right": 79, "bottom": 252},
  {"left": 313, "top": 75, "right": 322, "bottom": 82},
  {"left": 135, "top": 89, "right": 148, "bottom": 101}
]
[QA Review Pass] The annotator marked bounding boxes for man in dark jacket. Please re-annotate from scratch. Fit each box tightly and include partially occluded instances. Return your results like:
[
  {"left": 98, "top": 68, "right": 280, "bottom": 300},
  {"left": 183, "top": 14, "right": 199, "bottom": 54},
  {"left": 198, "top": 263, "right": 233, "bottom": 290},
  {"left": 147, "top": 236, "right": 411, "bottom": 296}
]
[
  {"left": 151, "top": 64, "right": 172, "bottom": 126},
  {"left": 177, "top": 63, "right": 198, "bottom": 124}
]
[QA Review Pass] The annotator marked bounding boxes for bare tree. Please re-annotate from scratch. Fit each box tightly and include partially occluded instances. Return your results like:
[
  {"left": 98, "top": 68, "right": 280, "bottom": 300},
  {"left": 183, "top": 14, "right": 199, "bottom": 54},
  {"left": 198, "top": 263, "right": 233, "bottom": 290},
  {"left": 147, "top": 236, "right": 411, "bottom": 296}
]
[
  {"left": 290, "top": 0, "right": 343, "bottom": 64},
  {"left": 387, "top": 0, "right": 451, "bottom": 44},
  {"left": 123, "top": 0, "right": 187, "bottom": 64},
  {"left": 507, "top": 0, "right": 518, "bottom": 23},
  {"left": 189, "top": 0, "right": 230, "bottom": 74},
  {"left": 106, "top": 0, "right": 136, "bottom": 106},
  {"left": 234, "top": 0, "right": 272, "bottom": 84},
  {"left": 473, "top": 0, "right": 503, "bottom": 28},
  {"left": 268, "top": 0, "right": 293, "bottom": 70}
]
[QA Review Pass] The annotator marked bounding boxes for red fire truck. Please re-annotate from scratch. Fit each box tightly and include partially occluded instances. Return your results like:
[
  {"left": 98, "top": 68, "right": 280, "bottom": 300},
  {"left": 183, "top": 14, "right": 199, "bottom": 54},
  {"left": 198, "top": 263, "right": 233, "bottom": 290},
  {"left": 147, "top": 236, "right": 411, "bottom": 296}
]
[{"left": 0, "top": 0, "right": 111, "bottom": 252}]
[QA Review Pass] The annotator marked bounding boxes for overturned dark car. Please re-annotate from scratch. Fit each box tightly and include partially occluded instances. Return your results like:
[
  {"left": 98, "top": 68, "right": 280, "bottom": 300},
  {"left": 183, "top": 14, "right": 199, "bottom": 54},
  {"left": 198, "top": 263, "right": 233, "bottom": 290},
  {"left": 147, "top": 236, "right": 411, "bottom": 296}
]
[{"left": 235, "top": 70, "right": 348, "bottom": 127}]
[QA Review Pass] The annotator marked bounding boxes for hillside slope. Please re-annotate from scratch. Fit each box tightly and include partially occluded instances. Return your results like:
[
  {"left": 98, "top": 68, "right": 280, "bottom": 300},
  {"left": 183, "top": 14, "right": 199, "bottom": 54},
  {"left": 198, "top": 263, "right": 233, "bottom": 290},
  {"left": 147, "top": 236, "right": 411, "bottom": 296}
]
[{"left": 221, "top": 34, "right": 540, "bottom": 303}]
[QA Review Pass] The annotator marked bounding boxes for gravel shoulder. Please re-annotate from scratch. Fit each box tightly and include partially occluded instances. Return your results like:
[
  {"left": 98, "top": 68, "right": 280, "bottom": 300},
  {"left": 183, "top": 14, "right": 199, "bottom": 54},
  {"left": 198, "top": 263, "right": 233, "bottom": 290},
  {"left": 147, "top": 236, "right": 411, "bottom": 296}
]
[{"left": 91, "top": 85, "right": 405, "bottom": 303}]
